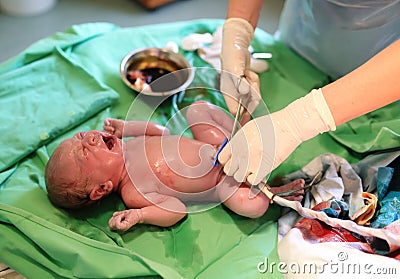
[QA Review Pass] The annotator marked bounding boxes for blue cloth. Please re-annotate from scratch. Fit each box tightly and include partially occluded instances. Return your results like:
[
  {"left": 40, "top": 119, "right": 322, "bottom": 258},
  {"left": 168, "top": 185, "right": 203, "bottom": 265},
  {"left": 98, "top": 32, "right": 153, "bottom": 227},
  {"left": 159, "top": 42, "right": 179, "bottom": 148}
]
[
  {"left": 376, "top": 167, "right": 394, "bottom": 200},
  {"left": 370, "top": 166, "right": 400, "bottom": 228},
  {"left": 318, "top": 199, "right": 349, "bottom": 219},
  {"left": 371, "top": 191, "right": 400, "bottom": 228}
]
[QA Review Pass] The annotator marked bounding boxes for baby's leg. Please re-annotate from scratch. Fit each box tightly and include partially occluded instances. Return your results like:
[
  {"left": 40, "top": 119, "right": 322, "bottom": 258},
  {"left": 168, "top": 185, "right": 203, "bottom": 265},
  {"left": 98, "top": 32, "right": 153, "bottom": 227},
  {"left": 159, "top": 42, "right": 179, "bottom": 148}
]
[
  {"left": 220, "top": 179, "right": 305, "bottom": 218},
  {"left": 222, "top": 184, "right": 270, "bottom": 218},
  {"left": 186, "top": 101, "right": 233, "bottom": 145}
]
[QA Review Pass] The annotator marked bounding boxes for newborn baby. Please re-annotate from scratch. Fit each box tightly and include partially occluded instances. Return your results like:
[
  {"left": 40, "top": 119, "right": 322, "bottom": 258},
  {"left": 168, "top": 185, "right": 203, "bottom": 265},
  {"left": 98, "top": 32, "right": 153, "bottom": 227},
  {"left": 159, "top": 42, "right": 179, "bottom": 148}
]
[{"left": 45, "top": 101, "right": 304, "bottom": 231}]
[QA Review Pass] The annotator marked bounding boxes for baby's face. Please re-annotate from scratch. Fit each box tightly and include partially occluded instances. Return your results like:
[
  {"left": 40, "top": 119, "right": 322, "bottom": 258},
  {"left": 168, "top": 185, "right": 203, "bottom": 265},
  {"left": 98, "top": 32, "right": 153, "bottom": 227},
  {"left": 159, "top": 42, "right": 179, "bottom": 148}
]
[{"left": 55, "top": 130, "right": 124, "bottom": 187}]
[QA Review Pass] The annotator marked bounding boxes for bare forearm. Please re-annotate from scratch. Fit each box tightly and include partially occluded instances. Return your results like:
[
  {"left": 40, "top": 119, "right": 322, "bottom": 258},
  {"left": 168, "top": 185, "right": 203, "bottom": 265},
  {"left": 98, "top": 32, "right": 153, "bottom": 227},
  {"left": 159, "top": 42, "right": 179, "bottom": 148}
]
[
  {"left": 137, "top": 193, "right": 187, "bottom": 227},
  {"left": 141, "top": 205, "right": 186, "bottom": 227},
  {"left": 108, "top": 206, "right": 186, "bottom": 231},
  {"left": 227, "top": 0, "right": 264, "bottom": 28},
  {"left": 323, "top": 39, "right": 400, "bottom": 126},
  {"left": 104, "top": 118, "right": 170, "bottom": 138}
]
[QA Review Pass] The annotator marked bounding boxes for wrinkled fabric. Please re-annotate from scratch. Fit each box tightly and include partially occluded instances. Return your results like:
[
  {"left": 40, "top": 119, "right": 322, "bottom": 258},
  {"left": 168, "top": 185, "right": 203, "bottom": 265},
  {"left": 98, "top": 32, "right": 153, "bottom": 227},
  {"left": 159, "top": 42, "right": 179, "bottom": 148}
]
[
  {"left": 328, "top": 103, "right": 400, "bottom": 154},
  {"left": 275, "top": 189, "right": 400, "bottom": 254},
  {"left": 351, "top": 192, "right": 378, "bottom": 225},
  {"left": 278, "top": 220, "right": 400, "bottom": 279},
  {"left": 279, "top": 152, "right": 400, "bottom": 229},
  {"left": 276, "top": 152, "right": 400, "bottom": 278},
  {"left": 276, "top": 0, "right": 400, "bottom": 79},
  {"left": 0, "top": 19, "right": 400, "bottom": 278},
  {"left": 371, "top": 191, "right": 400, "bottom": 229},
  {"left": 0, "top": 20, "right": 323, "bottom": 279},
  {"left": 0, "top": 47, "right": 119, "bottom": 172},
  {"left": 281, "top": 153, "right": 367, "bottom": 217},
  {"left": 376, "top": 167, "right": 394, "bottom": 200},
  {"left": 318, "top": 199, "right": 349, "bottom": 219},
  {"left": 371, "top": 166, "right": 400, "bottom": 228}
]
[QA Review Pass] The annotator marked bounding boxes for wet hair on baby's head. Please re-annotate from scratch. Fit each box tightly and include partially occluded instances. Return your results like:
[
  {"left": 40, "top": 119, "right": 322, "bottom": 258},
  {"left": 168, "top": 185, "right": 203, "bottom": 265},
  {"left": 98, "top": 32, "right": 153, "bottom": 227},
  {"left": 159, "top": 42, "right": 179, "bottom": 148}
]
[{"left": 44, "top": 145, "right": 95, "bottom": 210}]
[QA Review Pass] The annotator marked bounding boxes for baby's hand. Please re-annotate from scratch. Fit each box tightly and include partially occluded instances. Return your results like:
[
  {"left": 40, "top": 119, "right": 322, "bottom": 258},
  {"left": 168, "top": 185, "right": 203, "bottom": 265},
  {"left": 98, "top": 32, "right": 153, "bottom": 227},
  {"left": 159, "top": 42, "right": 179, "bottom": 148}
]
[
  {"left": 108, "top": 209, "right": 143, "bottom": 231},
  {"left": 103, "top": 118, "right": 125, "bottom": 138}
]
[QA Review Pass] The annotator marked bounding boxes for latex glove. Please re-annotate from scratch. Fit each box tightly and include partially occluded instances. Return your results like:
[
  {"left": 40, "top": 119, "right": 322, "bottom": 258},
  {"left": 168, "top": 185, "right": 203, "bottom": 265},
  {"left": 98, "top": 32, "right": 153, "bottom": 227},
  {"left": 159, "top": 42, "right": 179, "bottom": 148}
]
[
  {"left": 218, "top": 89, "right": 337, "bottom": 185},
  {"left": 220, "top": 18, "right": 260, "bottom": 115},
  {"left": 181, "top": 27, "right": 268, "bottom": 74}
]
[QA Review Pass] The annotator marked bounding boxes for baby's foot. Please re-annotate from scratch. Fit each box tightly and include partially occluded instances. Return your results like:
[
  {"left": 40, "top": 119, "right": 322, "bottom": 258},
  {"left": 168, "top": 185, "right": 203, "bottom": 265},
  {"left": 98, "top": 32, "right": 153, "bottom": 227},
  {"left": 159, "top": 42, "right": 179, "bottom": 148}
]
[
  {"left": 270, "top": 179, "right": 305, "bottom": 202},
  {"left": 103, "top": 118, "right": 125, "bottom": 138}
]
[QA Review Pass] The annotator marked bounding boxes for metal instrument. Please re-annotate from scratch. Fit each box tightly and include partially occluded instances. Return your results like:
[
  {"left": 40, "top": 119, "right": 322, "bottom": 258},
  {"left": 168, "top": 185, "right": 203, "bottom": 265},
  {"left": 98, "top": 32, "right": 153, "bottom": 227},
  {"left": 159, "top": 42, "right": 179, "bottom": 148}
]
[
  {"left": 213, "top": 75, "right": 247, "bottom": 166},
  {"left": 250, "top": 171, "right": 323, "bottom": 201}
]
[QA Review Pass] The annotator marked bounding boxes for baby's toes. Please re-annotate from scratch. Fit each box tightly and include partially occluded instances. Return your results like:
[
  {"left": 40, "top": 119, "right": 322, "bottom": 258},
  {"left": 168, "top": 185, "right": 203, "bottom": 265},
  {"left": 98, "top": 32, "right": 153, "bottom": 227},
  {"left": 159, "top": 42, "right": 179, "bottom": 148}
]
[
  {"left": 285, "top": 193, "right": 304, "bottom": 202},
  {"left": 287, "top": 180, "right": 305, "bottom": 201},
  {"left": 289, "top": 179, "right": 305, "bottom": 190}
]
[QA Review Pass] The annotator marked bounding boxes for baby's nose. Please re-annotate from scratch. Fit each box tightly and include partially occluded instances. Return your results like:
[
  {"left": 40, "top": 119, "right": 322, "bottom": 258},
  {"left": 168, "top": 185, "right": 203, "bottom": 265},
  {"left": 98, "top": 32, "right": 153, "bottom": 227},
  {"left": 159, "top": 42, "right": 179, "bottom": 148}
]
[{"left": 84, "top": 131, "right": 100, "bottom": 146}]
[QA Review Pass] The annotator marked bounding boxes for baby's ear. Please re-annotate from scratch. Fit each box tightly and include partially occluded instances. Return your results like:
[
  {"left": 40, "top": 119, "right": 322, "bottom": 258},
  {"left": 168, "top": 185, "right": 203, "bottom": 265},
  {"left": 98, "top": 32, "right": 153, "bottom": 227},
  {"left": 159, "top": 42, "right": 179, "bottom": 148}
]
[{"left": 89, "top": 181, "right": 114, "bottom": 201}]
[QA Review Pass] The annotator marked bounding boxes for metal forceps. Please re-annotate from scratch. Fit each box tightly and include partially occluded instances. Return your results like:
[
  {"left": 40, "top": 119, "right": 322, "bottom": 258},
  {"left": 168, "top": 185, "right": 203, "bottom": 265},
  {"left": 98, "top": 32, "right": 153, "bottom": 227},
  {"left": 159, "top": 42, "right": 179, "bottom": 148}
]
[
  {"left": 230, "top": 77, "right": 247, "bottom": 138},
  {"left": 213, "top": 75, "right": 247, "bottom": 167},
  {"left": 252, "top": 171, "right": 323, "bottom": 202}
]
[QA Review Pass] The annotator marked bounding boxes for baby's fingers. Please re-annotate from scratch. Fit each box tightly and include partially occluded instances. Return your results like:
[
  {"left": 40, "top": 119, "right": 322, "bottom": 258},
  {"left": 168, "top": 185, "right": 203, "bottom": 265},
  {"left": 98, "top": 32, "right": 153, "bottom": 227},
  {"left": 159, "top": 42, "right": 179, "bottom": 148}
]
[
  {"left": 103, "top": 124, "right": 115, "bottom": 134},
  {"left": 108, "top": 216, "right": 120, "bottom": 230},
  {"left": 109, "top": 215, "right": 128, "bottom": 231},
  {"left": 112, "top": 210, "right": 126, "bottom": 217}
]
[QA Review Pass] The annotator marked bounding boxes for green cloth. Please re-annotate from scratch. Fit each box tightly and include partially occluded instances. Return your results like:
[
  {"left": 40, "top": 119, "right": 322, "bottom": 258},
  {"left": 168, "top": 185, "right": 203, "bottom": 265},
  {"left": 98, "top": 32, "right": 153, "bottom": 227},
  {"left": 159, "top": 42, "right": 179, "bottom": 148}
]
[
  {"left": 0, "top": 20, "right": 399, "bottom": 279},
  {"left": 0, "top": 46, "right": 119, "bottom": 172}
]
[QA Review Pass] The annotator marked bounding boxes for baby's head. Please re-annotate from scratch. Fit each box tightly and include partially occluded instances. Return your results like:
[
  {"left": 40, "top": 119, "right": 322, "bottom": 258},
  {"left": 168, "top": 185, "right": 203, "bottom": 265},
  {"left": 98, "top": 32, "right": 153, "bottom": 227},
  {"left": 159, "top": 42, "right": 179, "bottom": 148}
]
[{"left": 45, "top": 130, "right": 124, "bottom": 209}]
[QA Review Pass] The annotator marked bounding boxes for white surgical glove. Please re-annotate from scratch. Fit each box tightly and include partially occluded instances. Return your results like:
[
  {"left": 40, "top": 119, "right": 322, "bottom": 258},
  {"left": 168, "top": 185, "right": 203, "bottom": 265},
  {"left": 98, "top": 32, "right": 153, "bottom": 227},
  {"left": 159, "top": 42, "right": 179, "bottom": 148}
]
[
  {"left": 220, "top": 18, "right": 260, "bottom": 115},
  {"left": 218, "top": 89, "right": 337, "bottom": 185}
]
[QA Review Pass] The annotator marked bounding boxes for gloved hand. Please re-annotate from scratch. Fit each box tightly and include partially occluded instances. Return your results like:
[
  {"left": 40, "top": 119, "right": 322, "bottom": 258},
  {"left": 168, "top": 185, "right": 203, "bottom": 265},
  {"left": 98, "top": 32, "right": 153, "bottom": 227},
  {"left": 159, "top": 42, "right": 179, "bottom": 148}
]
[
  {"left": 220, "top": 18, "right": 260, "bottom": 115},
  {"left": 218, "top": 89, "right": 337, "bottom": 185}
]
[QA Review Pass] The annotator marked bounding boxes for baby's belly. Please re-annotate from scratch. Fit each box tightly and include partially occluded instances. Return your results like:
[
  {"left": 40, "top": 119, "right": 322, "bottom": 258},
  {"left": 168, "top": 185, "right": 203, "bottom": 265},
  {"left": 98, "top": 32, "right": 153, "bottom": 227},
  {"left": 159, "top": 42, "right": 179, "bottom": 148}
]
[{"left": 125, "top": 136, "right": 222, "bottom": 195}]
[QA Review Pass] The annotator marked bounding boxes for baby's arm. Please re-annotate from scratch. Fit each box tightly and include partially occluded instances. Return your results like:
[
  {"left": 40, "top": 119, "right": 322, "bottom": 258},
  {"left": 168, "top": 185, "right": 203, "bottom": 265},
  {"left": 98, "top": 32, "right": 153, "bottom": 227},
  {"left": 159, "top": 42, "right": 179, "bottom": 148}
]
[
  {"left": 186, "top": 101, "right": 235, "bottom": 145},
  {"left": 103, "top": 118, "right": 170, "bottom": 138},
  {"left": 109, "top": 193, "right": 187, "bottom": 231}
]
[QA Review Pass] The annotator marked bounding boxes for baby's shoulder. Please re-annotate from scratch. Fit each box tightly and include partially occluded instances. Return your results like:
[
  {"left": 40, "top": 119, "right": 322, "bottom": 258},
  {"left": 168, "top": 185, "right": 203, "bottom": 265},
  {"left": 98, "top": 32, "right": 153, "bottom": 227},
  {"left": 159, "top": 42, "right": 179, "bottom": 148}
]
[{"left": 119, "top": 181, "right": 151, "bottom": 208}]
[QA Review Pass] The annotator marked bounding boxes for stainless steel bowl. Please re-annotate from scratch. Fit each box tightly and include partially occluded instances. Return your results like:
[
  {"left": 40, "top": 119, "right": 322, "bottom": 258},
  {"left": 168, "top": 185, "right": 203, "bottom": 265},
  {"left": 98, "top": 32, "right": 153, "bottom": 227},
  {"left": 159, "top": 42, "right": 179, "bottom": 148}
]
[{"left": 120, "top": 47, "right": 194, "bottom": 96}]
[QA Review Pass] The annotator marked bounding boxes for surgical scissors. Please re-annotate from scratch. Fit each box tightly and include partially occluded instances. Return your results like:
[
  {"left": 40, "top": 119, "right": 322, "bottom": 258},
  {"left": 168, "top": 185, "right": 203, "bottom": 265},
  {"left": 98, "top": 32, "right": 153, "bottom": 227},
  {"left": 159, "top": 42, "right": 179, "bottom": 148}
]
[{"left": 213, "top": 75, "right": 247, "bottom": 166}]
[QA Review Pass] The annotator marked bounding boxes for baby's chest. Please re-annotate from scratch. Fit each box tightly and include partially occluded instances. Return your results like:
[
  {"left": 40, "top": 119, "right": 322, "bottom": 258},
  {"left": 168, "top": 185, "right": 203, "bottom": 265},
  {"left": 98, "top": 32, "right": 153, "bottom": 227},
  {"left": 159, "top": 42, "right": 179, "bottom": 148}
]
[
  {"left": 124, "top": 137, "right": 217, "bottom": 192},
  {"left": 123, "top": 139, "right": 179, "bottom": 191}
]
